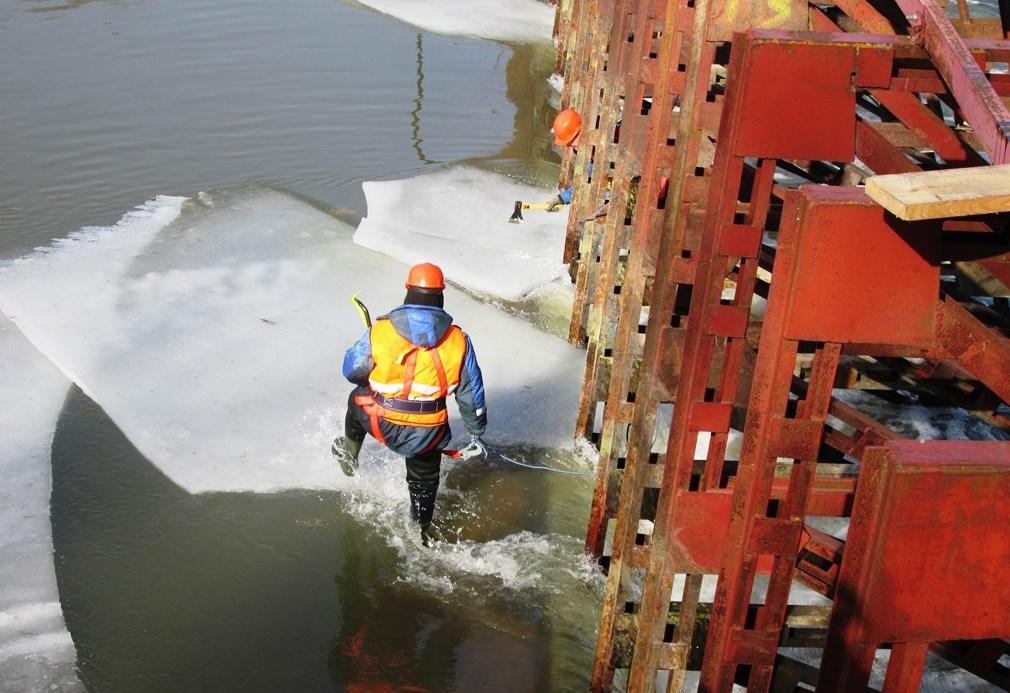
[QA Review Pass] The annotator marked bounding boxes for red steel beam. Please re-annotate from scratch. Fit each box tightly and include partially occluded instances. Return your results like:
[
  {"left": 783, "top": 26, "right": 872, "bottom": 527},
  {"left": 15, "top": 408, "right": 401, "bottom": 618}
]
[
  {"left": 579, "top": 17, "right": 1010, "bottom": 693},
  {"left": 929, "top": 296, "right": 1010, "bottom": 405},
  {"left": 871, "top": 89, "right": 976, "bottom": 163},
  {"left": 833, "top": 0, "right": 897, "bottom": 34},
  {"left": 856, "top": 120, "right": 922, "bottom": 175},
  {"left": 918, "top": 0, "right": 1010, "bottom": 163}
]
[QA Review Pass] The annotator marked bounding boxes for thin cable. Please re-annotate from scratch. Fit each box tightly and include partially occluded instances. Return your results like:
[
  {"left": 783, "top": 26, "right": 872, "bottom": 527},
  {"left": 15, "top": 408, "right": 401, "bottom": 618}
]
[{"left": 484, "top": 444, "right": 595, "bottom": 477}]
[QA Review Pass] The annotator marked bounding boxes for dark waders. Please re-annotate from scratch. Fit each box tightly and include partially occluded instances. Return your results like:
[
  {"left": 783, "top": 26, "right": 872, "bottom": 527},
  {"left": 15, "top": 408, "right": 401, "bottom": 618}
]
[{"left": 337, "top": 388, "right": 443, "bottom": 545}]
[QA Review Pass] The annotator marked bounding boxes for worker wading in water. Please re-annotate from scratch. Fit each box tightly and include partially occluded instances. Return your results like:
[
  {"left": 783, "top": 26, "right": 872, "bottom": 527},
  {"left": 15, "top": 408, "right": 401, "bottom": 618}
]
[{"left": 332, "top": 262, "right": 488, "bottom": 546}]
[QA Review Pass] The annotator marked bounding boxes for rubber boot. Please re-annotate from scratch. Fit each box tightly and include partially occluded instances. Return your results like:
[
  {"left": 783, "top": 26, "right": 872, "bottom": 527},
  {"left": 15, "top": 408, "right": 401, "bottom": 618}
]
[
  {"left": 420, "top": 522, "right": 434, "bottom": 548},
  {"left": 331, "top": 435, "right": 362, "bottom": 476},
  {"left": 407, "top": 480, "right": 438, "bottom": 547}
]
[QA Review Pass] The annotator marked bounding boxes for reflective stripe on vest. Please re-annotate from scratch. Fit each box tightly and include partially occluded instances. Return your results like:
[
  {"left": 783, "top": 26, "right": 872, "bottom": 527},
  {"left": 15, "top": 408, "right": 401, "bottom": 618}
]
[{"left": 367, "top": 319, "right": 466, "bottom": 427}]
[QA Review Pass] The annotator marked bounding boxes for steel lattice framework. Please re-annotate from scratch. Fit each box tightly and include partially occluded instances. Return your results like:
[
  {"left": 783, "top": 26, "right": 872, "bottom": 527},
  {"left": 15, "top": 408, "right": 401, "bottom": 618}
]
[{"left": 552, "top": 0, "right": 1010, "bottom": 689}]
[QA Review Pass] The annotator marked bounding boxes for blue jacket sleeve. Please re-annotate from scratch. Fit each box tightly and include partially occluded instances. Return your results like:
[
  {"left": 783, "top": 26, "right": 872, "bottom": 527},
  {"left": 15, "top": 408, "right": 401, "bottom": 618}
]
[
  {"left": 454, "top": 334, "right": 487, "bottom": 436},
  {"left": 342, "top": 330, "right": 373, "bottom": 386},
  {"left": 558, "top": 185, "right": 573, "bottom": 205}
]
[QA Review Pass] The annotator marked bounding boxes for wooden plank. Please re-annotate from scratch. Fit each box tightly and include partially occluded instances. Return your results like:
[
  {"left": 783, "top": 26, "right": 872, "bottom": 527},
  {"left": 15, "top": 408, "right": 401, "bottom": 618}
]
[{"left": 865, "top": 163, "right": 1010, "bottom": 220}]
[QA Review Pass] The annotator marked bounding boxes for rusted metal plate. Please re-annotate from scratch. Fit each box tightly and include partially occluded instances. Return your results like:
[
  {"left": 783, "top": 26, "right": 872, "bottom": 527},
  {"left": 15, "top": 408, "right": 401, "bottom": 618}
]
[
  {"left": 688, "top": 402, "right": 733, "bottom": 432},
  {"left": 719, "top": 223, "right": 763, "bottom": 258},
  {"left": 853, "top": 44, "right": 894, "bottom": 87},
  {"left": 825, "top": 440, "right": 1010, "bottom": 647},
  {"left": 669, "top": 491, "right": 735, "bottom": 571},
  {"left": 708, "top": 304, "right": 748, "bottom": 338},
  {"left": 770, "top": 417, "right": 823, "bottom": 460},
  {"left": 733, "top": 41, "right": 857, "bottom": 161},
  {"left": 784, "top": 186, "right": 940, "bottom": 347},
  {"left": 669, "top": 486, "right": 854, "bottom": 574}
]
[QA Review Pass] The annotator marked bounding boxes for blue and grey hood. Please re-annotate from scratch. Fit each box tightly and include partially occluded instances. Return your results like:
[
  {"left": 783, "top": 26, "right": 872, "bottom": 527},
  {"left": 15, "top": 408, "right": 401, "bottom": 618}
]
[{"left": 384, "top": 304, "right": 455, "bottom": 349}]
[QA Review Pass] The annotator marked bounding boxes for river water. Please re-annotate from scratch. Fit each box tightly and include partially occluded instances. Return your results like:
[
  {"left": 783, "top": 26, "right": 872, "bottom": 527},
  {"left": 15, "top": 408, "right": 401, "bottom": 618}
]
[
  {"left": 9, "top": 1, "right": 1009, "bottom": 691},
  {"left": 2, "top": 1, "right": 605, "bottom": 691}
]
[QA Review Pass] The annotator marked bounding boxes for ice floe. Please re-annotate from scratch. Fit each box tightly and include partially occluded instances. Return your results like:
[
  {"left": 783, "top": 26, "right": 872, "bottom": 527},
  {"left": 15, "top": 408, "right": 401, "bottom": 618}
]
[
  {"left": 355, "top": 165, "right": 569, "bottom": 302},
  {"left": 353, "top": 0, "right": 555, "bottom": 43},
  {"left": 0, "top": 185, "right": 583, "bottom": 494}
]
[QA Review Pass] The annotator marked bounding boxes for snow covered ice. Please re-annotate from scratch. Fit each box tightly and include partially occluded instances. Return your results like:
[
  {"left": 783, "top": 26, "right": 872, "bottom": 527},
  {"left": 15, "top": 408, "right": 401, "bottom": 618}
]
[
  {"left": 352, "top": 0, "right": 555, "bottom": 43},
  {"left": 355, "top": 165, "right": 570, "bottom": 302},
  {"left": 0, "top": 183, "right": 584, "bottom": 494},
  {"left": 0, "top": 315, "right": 82, "bottom": 692}
]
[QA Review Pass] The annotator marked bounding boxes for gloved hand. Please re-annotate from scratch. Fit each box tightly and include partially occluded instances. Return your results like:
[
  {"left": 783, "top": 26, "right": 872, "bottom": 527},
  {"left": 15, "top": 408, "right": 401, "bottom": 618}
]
[
  {"left": 457, "top": 435, "right": 489, "bottom": 460},
  {"left": 546, "top": 195, "right": 565, "bottom": 212}
]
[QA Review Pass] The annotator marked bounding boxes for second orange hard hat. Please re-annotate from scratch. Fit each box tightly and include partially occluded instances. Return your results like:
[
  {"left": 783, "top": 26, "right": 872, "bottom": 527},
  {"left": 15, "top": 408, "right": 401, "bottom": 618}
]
[{"left": 552, "top": 108, "right": 582, "bottom": 146}]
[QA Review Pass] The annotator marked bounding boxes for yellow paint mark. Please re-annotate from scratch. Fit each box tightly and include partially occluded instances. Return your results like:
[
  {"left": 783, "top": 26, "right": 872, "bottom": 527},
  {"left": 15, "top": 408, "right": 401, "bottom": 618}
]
[
  {"left": 725, "top": 0, "right": 739, "bottom": 24},
  {"left": 760, "top": 0, "right": 792, "bottom": 27}
]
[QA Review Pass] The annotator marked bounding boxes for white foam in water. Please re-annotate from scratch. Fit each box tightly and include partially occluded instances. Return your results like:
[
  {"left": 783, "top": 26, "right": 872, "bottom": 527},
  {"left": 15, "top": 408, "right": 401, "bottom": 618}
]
[
  {"left": 332, "top": 442, "right": 600, "bottom": 602},
  {"left": 355, "top": 166, "right": 569, "bottom": 302},
  {"left": 0, "top": 186, "right": 584, "bottom": 494},
  {"left": 354, "top": 0, "right": 555, "bottom": 43},
  {"left": 0, "top": 315, "right": 82, "bottom": 691},
  {"left": 834, "top": 388, "right": 1010, "bottom": 442}
]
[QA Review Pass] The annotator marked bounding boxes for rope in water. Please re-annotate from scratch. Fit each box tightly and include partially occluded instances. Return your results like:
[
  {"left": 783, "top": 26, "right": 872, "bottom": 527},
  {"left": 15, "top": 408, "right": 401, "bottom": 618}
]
[{"left": 483, "top": 443, "right": 596, "bottom": 477}]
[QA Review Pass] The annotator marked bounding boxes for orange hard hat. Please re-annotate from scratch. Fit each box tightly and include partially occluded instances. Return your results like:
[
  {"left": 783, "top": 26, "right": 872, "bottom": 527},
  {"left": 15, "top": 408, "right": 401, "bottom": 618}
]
[
  {"left": 552, "top": 108, "right": 582, "bottom": 146},
  {"left": 405, "top": 262, "right": 445, "bottom": 290}
]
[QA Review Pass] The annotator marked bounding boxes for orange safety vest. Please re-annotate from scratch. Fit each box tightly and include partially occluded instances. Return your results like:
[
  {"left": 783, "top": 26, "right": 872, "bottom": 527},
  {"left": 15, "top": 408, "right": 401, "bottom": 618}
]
[{"left": 366, "top": 318, "right": 467, "bottom": 428}]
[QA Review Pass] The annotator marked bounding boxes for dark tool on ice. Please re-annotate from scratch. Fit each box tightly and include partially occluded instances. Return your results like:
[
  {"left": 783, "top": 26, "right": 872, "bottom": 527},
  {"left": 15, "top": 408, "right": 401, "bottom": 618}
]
[
  {"left": 351, "top": 291, "right": 371, "bottom": 328},
  {"left": 508, "top": 200, "right": 553, "bottom": 223}
]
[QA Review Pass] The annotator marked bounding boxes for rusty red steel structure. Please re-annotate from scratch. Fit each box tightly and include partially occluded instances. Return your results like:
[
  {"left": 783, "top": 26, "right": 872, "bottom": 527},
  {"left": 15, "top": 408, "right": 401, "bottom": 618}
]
[
  {"left": 819, "top": 440, "right": 1010, "bottom": 690},
  {"left": 553, "top": 0, "right": 1010, "bottom": 689}
]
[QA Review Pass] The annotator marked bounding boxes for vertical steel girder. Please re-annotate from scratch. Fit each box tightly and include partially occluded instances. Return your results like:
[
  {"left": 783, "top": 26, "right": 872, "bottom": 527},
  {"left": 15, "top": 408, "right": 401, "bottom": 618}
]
[
  {"left": 581, "top": 0, "right": 687, "bottom": 565},
  {"left": 560, "top": 0, "right": 617, "bottom": 264},
  {"left": 697, "top": 182, "right": 941, "bottom": 691},
  {"left": 567, "top": 0, "right": 671, "bottom": 346},
  {"left": 621, "top": 34, "right": 881, "bottom": 687},
  {"left": 553, "top": 1, "right": 1010, "bottom": 690},
  {"left": 561, "top": 0, "right": 622, "bottom": 269}
]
